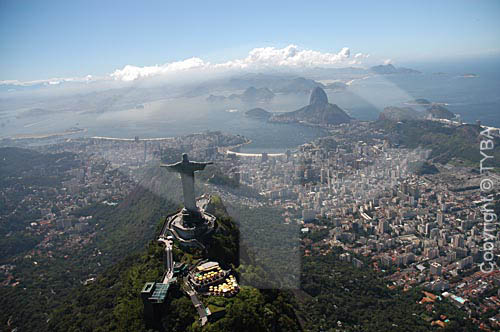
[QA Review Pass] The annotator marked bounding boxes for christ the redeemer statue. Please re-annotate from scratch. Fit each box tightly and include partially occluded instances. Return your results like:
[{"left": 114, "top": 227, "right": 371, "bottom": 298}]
[{"left": 161, "top": 153, "right": 213, "bottom": 214}]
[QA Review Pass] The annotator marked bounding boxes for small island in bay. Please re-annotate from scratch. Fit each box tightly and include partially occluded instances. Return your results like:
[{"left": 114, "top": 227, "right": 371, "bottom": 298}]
[
  {"left": 244, "top": 107, "right": 272, "bottom": 119},
  {"left": 407, "top": 98, "right": 432, "bottom": 105}
]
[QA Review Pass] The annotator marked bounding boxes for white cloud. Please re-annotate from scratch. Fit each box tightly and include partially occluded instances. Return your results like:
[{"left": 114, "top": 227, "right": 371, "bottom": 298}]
[
  {"left": 111, "top": 44, "right": 370, "bottom": 82},
  {"left": 383, "top": 58, "right": 393, "bottom": 65},
  {"left": 2, "top": 45, "right": 372, "bottom": 86},
  {"left": 354, "top": 52, "right": 369, "bottom": 59},
  {"left": 110, "top": 57, "right": 209, "bottom": 81},
  {"left": 0, "top": 74, "right": 96, "bottom": 87},
  {"left": 223, "top": 45, "right": 352, "bottom": 68}
]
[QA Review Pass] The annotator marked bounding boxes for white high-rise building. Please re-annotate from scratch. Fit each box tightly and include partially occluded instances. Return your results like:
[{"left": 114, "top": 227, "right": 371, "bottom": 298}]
[{"left": 430, "top": 262, "right": 442, "bottom": 276}]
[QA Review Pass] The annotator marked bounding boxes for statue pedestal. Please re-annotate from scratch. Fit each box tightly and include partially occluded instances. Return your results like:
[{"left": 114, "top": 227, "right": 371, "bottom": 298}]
[
  {"left": 180, "top": 208, "right": 203, "bottom": 226},
  {"left": 159, "top": 196, "right": 216, "bottom": 250}
]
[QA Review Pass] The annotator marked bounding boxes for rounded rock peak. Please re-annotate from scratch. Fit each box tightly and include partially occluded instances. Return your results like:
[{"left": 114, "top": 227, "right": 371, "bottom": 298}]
[{"left": 309, "top": 87, "right": 328, "bottom": 105}]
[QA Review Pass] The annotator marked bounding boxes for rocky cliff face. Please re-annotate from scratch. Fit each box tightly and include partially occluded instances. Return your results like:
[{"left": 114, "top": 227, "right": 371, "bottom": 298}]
[
  {"left": 309, "top": 86, "right": 329, "bottom": 105},
  {"left": 270, "top": 87, "right": 351, "bottom": 125}
]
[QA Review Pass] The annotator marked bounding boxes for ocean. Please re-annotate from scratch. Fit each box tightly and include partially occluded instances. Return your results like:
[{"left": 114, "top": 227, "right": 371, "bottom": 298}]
[
  {"left": 1, "top": 56, "right": 499, "bottom": 153},
  {"left": 328, "top": 55, "right": 500, "bottom": 126}
]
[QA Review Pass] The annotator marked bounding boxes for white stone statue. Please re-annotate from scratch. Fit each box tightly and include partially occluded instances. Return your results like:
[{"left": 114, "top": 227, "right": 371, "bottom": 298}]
[{"left": 161, "top": 153, "right": 213, "bottom": 214}]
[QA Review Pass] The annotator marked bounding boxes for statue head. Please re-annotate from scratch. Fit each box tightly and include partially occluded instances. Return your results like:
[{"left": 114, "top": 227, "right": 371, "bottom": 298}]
[{"left": 182, "top": 153, "right": 189, "bottom": 162}]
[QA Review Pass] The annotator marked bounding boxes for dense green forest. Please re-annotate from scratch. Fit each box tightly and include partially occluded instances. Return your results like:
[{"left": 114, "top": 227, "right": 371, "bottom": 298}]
[
  {"left": 0, "top": 186, "right": 178, "bottom": 332},
  {"left": 48, "top": 197, "right": 302, "bottom": 332},
  {"left": 374, "top": 120, "right": 500, "bottom": 170},
  {"left": 297, "top": 251, "right": 478, "bottom": 332},
  {"left": 227, "top": 203, "right": 301, "bottom": 289},
  {"left": 0, "top": 162, "right": 183, "bottom": 332}
]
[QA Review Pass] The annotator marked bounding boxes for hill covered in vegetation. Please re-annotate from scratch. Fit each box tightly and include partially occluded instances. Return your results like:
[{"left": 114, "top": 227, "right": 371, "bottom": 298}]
[
  {"left": 297, "top": 251, "right": 478, "bottom": 332},
  {"left": 245, "top": 107, "right": 272, "bottom": 119},
  {"left": 0, "top": 159, "right": 188, "bottom": 332},
  {"left": 379, "top": 103, "right": 455, "bottom": 122},
  {"left": 48, "top": 196, "right": 301, "bottom": 332},
  {"left": 374, "top": 120, "right": 500, "bottom": 170}
]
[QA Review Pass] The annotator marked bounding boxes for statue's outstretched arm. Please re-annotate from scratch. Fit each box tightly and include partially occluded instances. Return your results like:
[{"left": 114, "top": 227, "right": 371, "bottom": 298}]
[
  {"left": 194, "top": 161, "right": 213, "bottom": 170},
  {"left": 160, "top": 161, "right": 182, "bottom": 168}
]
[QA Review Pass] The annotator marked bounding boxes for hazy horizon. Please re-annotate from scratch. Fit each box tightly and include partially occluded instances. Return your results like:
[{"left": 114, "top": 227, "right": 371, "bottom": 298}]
[{"left": 1, "top": 0, "right": 500, "bottom": 83}]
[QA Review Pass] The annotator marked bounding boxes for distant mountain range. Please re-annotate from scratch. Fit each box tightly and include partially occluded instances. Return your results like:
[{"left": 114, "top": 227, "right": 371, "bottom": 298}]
[
  {"left": 270, "top": 87, "right": 351, "bottom": 125},
  {"left": 370, "top": 64, "right": 421, "bottom": 75},
  {"left": 207, "top": 87, "right": 275, "bottom": 103},
  {"left": 205, "top": 78, "right": 349, "bottom": 104},
  {"left": 272, "top": 77, "right": 324, "bottom": 94},
  {"left": 228, "top": 74, "right": 349, "bottom": 95},
  {"left": 205, "top": 65, "right": 418, "bottom": 99}
]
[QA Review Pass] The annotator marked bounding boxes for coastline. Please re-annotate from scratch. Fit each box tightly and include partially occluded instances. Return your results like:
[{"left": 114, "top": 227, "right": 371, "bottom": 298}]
[
  {"left": 6, "top": 128, "right": 87, "bottom": 140},
  {"left": 90, "top": 136, "right": 174, "bottom": 142}
]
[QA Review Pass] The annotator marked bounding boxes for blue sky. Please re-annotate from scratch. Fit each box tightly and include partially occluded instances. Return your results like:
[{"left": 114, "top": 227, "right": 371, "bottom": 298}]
[{"left": 1, "top": 0, "right": 499, "bottom": 81}]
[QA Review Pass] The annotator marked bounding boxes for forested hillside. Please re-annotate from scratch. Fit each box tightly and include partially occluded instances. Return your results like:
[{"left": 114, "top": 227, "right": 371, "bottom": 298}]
[
  {"left": 374, "top": 120, "right": 500, "bottom": 169},
  {"left": 0, "top": 162, "right": 181, "bottom": 332},
  {"left": 48, "top": 197, "right": 302, "bottom": 332},
  {"left": 297, "top": 252, "right": 478, "bottom": 332}
]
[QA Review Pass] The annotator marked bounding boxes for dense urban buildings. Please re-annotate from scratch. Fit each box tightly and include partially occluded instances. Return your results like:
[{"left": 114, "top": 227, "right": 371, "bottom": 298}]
[{"left": 1, "top": 120, "right": 499, "bottom": 329}]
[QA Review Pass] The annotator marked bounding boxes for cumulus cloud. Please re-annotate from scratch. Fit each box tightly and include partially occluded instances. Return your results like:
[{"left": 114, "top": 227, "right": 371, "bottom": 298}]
[
  {"left": 110, "top": 57, "right": 209, "bottom": 82},
  {"left": 111, "top": 44, "right": 369, "bottom": 82},
  {"left": 2, "top": 45, "right": 371, "bottom": 86},
  {"left": 0, "top": 74, "right": 95, "bottom": 87},
  {"left": 354, "top": 52, "right": 369, "bottom": 59},
  {"left": 224, "top": 45, "right": 352, "bottom": 68},
  {"left": 383, "top": 58, "right": 393, "bottom": 65}
]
